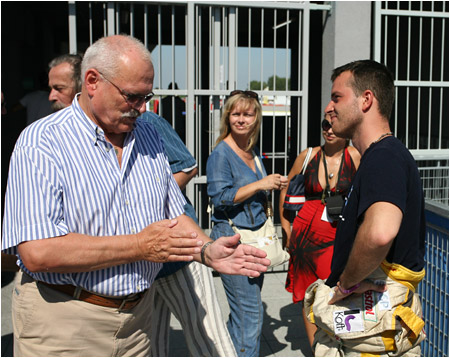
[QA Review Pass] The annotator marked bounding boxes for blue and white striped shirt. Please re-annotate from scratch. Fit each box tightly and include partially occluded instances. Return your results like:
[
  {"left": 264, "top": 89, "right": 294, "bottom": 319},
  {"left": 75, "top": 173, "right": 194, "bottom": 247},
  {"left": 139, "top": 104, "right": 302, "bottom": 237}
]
[{"left": 1, "top": 96, "right": 186, "bottom": 296}]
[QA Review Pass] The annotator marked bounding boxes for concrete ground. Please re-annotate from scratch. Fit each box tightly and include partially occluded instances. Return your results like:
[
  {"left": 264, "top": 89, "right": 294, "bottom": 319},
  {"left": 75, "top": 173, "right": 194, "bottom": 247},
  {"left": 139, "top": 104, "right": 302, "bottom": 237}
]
[{"left": 1, "top": 270, "right": 312, "bottom": 357}]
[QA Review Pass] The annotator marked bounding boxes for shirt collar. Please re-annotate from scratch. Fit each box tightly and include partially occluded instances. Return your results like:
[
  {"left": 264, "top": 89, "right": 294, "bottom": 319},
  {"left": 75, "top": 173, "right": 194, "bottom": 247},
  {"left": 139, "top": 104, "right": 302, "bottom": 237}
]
[{"left": 71, "top": 94, "right": 136, "bottom": 146}]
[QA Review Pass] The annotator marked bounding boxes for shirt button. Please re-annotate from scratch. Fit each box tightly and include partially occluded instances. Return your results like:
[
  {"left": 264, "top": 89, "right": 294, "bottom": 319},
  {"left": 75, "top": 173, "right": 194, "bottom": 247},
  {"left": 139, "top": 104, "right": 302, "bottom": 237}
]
[
  {"left": 131, "top": 228, "right": 136, "bottom": 234},
  {"left": 125, "top": 200, "right": 129, "bottom": 205}
]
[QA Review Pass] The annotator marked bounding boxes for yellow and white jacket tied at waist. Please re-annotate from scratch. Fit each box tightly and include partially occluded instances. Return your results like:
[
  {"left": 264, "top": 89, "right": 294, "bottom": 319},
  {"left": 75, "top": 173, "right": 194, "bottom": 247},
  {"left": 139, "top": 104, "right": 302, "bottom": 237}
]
[{"left": 304, "top": 261, "right": 426, "bottom": 357}]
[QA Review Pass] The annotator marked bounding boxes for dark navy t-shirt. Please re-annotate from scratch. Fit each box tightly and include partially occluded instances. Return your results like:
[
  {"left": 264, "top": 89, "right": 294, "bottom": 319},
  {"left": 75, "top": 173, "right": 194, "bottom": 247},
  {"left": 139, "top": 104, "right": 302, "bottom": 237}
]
[{"left": 326, "top": 136, "right": 426, "bottom": 287}]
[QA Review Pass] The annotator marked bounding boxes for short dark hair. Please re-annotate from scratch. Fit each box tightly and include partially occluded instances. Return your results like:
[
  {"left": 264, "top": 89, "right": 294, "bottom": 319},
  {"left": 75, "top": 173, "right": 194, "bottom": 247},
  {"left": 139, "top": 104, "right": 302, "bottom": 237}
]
[
  {"left": 49, "top": 54, "right": 83, "bottom": 93},
  {"left": 331, "top": 60, "right": 395, "bottom": 120}
]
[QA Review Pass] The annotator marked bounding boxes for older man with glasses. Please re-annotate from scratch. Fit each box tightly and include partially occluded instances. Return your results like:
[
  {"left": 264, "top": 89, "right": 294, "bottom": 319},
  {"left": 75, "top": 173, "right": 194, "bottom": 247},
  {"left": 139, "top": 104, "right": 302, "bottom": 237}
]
[{"left": 2, "top": 35, "right": 270, "bottom": 357}]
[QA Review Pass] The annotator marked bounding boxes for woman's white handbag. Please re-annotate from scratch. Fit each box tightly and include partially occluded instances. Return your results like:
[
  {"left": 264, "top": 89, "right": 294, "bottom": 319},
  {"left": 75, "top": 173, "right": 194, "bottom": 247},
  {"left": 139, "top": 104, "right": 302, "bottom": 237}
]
[{"left": 230, "top": 216, "right": 290, "bottom": 268}]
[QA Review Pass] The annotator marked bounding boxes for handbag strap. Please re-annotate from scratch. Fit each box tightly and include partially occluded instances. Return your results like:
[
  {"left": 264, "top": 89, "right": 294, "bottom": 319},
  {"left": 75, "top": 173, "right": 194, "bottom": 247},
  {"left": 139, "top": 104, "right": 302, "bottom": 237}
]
[
  {"left": 253, "top": 152, "right": 265, "bottom": 179},
  {"left": 253, "top": 152, "right": 273, "bottom": 218},
  {"left": 301, "top": 147, "right": 313, "bottom": 175},
  {"left": 223, "top": 210, "right": 237, "bottom": 229}
]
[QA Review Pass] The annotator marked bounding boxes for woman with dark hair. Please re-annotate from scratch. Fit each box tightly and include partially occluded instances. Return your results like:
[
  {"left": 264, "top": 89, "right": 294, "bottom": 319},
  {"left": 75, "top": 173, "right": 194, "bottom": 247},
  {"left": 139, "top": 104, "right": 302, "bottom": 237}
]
[
  {"left": 279, "top": 113, "right": 360, "bottom": 349},
  {"left": 207, "top": 90, "right": 288, "bottom": 357}
]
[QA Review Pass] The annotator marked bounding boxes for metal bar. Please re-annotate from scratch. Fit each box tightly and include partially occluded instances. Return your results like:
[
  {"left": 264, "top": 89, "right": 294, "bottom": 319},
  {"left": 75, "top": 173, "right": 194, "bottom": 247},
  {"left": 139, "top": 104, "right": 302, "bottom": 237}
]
[
  {"left": 380, "top": 9, "right": 449, "bottom": 18},
  {"left": 89, "top": 2, "right": 93, "bottom": 45},
  {"left": 144, "top": 4, "right": 148, "bottom": 48},
  {"left": 103, "top": 3, "right": 107, "bottom": 37},
  {"left": 115, "top": 3, "right": 120, "bottom": 34},
  {"left": 373, "top": 1, "right": 382, "bottom": 61},
  {"left": 439, "top": 17, "right": 446, "bottom": 149},
  {"left": 267, "top": 9, "right": 277, "bottom": 165},
  {"left": 296, "top": 9, "right": 302, "bottom": 152},
  {"left": 273, "top": 9, "right": 277, "bottom": 90},
  {"left": 228, "top": 7, "right": 236, "bottom": 90},
  {"left": 410, "top": 149, "right": 449, "bottom": 160},
  {"left": 248, "top": 8, "right": 251, "bottom": 90},
  {"left": 394, "top": 80, "right": 449, "bottom": 87},
  {"left": 209, "top": 6, "right": 212, "bottom": 90},
  {"left": 130, "top": 4, "right": 134, "bottom": 37},
  {"left": 186, "top": 1, "right": 195, "bottom": 203},
  {"left": 171, "top": 5, "right": 176, "bottom": 87},
  {"left": 222, "top": 7, "right": 226, "bottom": 90},
  {"left": 157, "top": 6, "right": 162, "bottom": 91},
  {"left": 196, "top": 1, "right": 330, "bottom": 11},
  {"left": 187, "top": 89, "right": 304, "bottom": 96},
  {"left": 213, "top": 7, "right": 221, "bottom": 141},
  {"left": 260, "top": 8, "right": 264, "bottom": 90},
  {"left": 284, "top": 9, "right": 290, "bottom": 173},
  {"left": 107, "top": 2, "right": 115, "bottom": 35},
  {"left": 68, "top": 1, "right": 77, "bottom": 53},
  {"left": 197, "top": 5, "right": 201, "bottom": 90},
  {"left": 417, "top": 12, "right": 425, "bottom": 148},
  {"left": 300, "top": 4, "right": 309, "bottom": 150}
]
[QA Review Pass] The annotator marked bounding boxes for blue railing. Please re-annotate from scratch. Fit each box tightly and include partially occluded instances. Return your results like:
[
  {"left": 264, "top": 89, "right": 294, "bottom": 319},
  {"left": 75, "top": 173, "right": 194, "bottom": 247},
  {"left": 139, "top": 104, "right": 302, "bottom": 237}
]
[{"left": 419, "top": 201, "right": 449, "bottom": 357}]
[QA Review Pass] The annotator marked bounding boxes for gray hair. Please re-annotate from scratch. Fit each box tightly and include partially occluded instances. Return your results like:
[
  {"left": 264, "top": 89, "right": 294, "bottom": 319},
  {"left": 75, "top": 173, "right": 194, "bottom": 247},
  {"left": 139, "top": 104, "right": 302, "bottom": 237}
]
[
  {"left": 81, "top": 35, "right": 152, "bottom": 84},
  {"left": 49, "top": 53, "right": 83, "bottom": 92}
]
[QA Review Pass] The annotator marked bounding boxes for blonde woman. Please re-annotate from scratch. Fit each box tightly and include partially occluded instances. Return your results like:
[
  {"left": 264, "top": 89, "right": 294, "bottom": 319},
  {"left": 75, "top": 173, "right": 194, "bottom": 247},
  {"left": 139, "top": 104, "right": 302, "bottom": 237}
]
[{"left": 207, "top": 90, "right": 288, "bottom": 356}]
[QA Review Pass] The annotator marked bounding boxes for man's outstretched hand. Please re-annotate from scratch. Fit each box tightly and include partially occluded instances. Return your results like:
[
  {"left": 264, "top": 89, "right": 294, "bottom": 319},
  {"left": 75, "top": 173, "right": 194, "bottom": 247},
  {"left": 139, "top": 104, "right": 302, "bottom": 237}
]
[{"left": 204, "top": 234, "right": 270, "bottom": 277}]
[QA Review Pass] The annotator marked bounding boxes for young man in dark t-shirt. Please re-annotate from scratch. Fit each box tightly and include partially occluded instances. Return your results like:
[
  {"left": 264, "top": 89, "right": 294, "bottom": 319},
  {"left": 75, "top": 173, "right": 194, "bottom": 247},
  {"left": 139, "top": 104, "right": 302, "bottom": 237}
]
[
  {"left": 326, "top": 136, "right": 426, "bottom": 286},
  {"left": 307, "top": 60, "right": 426, "bottom": 356}
]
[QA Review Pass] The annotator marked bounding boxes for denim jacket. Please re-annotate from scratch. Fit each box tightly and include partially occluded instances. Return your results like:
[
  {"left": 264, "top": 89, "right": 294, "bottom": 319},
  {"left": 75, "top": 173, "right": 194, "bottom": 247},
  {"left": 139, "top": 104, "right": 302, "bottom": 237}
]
[{"left": 207, "top": 141, "right": 268, "bottom": 235}]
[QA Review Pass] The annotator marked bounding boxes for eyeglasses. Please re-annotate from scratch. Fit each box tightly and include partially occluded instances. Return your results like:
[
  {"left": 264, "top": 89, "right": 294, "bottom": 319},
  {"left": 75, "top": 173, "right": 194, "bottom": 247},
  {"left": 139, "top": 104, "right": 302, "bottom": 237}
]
[
  {"left": 229, "top": 90, "right": 259, "bottom": 100},
  {"left": 321, "top": 119, "right": 332, "bottom": 131},
  {"left": 98, "top": 71, "right": 154, "bottom": 108}
]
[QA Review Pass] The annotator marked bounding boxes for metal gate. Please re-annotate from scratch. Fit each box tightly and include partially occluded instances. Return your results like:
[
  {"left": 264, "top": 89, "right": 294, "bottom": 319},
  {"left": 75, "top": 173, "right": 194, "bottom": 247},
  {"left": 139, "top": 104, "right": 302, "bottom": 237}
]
[
  {"left": 373, "top": 1, "right": 449, "bottom": 205},
  {"left": 67, "top": 1, "right": 319, "bottom": 229}
]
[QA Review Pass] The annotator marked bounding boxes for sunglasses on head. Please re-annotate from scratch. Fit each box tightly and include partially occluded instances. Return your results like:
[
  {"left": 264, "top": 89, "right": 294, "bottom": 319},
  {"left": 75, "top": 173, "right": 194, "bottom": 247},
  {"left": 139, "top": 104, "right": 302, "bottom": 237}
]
[
  {"left": 321, "top": 119, "right": 332, "bottom": 131},
  {"left": 229, "top": 90, "right": 259, "bottom": 100}
]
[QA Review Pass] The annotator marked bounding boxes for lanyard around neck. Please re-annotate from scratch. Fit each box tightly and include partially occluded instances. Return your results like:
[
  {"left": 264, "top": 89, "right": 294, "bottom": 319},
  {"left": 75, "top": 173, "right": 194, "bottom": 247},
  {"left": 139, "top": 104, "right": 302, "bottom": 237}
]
[{"left": 321, "top": 148, "right": 345, "bottom": 200}]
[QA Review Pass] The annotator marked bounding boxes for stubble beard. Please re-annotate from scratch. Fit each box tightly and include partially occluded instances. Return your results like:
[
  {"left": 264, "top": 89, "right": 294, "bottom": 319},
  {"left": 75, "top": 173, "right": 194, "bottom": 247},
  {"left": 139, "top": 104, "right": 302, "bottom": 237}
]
[{"left": 334, "top": 101, "right": 362, "bottom": 140}]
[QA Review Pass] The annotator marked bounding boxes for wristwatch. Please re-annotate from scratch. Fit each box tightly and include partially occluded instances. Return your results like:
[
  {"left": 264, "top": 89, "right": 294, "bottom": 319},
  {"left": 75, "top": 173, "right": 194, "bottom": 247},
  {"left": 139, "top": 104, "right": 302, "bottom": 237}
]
[
  {"left": 201, "top": 241, "right": 213, "bottom": 266},
  {"left": 337, "top": 281, "right": 361, "bottom": 294}
]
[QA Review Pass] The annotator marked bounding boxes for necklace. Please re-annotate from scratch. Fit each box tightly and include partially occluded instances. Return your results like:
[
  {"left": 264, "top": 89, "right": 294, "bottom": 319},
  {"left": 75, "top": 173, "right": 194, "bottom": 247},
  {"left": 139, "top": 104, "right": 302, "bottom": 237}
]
[
  {"left": 372, "top": 132, "right": 393, "bottom": 145},
  {"left": 324, "top": 150, "right": 343, "bottom": 179}
]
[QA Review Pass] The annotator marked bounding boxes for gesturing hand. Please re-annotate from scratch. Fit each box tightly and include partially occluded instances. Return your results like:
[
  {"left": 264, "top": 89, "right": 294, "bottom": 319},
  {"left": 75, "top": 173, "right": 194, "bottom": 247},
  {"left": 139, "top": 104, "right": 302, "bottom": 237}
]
[
  {"left": 203, "top": 234, "right": 271, "bottom": 277},
  {"left": 136, "top": 219, "right": 203, "bottom": 262}
]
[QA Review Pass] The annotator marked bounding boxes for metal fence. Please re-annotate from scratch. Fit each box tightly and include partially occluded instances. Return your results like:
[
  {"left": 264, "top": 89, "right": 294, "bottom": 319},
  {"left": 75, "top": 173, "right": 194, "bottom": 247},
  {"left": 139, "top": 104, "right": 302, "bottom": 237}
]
[
  {"left": 373, "top": 1, "right": 449, "bottom": 207},
  {"left": 418, "top": 161, "right": 449, "bottom": 206},
  {"left": 419, "top": 202, "right": 449, "bottom": 357}
]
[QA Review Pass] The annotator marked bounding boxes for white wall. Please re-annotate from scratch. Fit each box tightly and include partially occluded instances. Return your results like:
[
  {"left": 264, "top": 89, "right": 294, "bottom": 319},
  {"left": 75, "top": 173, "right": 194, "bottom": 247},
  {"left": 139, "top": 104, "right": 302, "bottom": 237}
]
[{"left": 321, "top": 1, "right": 372, "bottom": 113}]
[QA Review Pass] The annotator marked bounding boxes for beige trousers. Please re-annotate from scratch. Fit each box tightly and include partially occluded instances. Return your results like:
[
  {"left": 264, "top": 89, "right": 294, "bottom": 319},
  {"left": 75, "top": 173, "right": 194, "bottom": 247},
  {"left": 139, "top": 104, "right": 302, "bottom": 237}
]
[{"left": 12, "top": 271, "right": 154, "bottom": 357}]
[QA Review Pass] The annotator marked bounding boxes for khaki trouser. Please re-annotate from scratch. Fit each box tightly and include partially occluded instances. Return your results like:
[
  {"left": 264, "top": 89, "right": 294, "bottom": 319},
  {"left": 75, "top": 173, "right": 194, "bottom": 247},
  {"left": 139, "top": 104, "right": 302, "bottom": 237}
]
[
  {"left": 12, "top": 270, "right": 154, "bottom": 357},
  {"left": 304, "top": 261, "right": 426, "bottom": 357}
]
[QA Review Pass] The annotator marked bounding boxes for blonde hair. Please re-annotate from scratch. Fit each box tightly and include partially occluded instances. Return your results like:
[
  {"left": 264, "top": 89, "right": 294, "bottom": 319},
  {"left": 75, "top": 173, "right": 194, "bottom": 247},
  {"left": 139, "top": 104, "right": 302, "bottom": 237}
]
[{"left": 215, "top": 94, "right": 262, "bottom": 151}]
